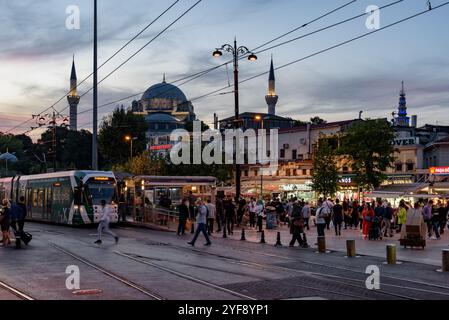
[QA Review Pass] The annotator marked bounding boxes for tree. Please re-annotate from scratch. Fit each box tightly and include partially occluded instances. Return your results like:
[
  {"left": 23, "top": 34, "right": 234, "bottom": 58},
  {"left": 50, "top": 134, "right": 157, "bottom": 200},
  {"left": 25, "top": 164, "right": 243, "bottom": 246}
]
[
  {"left": 39, "top": 127, "right": 93, "bottom": 171},
  {"left": 112, "top": 151, "right": 165, "bottom": 176},
  {"left": 98, "top": 107, "right": 148, "bottom": 169},
  {"left": 311, "top": 139, "right": 339, "bottom": 198},
  {"left": 339, "top": 119, "right": 396, "bottom": 190},
  {"left": 310, "top": 116, "right": 327, "bottom": 125}
]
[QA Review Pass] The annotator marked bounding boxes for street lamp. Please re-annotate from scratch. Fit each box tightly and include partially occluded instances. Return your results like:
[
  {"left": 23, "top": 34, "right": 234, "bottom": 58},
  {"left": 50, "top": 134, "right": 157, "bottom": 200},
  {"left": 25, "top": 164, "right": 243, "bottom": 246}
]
[
  {"left": 213, "top": 38, "right": 257, "bottom": 201},
  {"left": 125, "top": 136, "right": 138, "bottom": 159}
]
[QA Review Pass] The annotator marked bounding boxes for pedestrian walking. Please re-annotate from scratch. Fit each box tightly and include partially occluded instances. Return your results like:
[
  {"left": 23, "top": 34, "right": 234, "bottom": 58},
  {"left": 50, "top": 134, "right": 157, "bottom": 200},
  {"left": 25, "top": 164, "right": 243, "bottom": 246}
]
[
  {"left": 256, "top": 200, "right": 265, "bottom": 232},
  {"left": 315, "top": 199, "right": 327, "bottom": 237},
  {"left": 216, "top": 198, "right": 224, "bottom": 232},
  {"left": 248, "top": 198, "right": 257, "bottom": 229},
  {"left": 10, "top": 199, "right": 26, "bottom": 249},
  {"left": 188, "top": 199, "right": 211, "bottom": 246},
  {"left": 177, "top": 198, "right": 189, "bottom": 236},
  {"left": 382, "top": 202, "right": 394, "bottom": 238},
  {"left": 362, "top": 203, "right": 374, "bottom": 240},
  {"left": 397, "top": 201, "right": 407, "bottom": 235},
  {"left": 188, "top": 191, "right": 196, "bottom": 234},
  {"left": 224, "top": 197, "right": 236, "bottom": 235},
  {"left": 289, "top": 201, "right": 305, "bottom": 247},
  {"left": 332, "top": 199, "right": 343, "bottom": 236},
  {"left": 206, "top": 199, "right": 216, "bottom": 236},
  {"left": 322, "top": 198, "right": 333, "bottom": 230},
  {"left": 302, "top": 202, "right": 311, "bottom": 231},
  {"left": 430, "top": 201, "right": 441, "bottom": 240},
  {"left": 0, "top": 199, "right": 11, "bottom": 247},
  {"left": 343, "top": 200, "right": 350, "bottom": 229},
  {"left": 437, "top": 200, "right": 447, "bottom": 235},
  {"left": 423, "top": 200, "right": 433, "bottom": 238},
  {"left": 351, "top": 201, "right": 360, "bottom": 230},
  {"left": 95, "top": 200, "right": 119, "bottom": 245}
]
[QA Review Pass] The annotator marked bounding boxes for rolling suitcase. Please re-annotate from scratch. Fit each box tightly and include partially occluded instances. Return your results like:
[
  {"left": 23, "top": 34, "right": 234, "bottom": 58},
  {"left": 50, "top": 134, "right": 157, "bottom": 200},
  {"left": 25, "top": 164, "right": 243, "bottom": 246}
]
[{"left": 21, "top": 231, "right": 32, "bottom": 245}]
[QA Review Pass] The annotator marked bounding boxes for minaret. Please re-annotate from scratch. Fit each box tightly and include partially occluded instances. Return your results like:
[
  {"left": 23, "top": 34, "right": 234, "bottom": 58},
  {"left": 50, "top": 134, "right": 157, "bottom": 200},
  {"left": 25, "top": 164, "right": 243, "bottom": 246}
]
[
  {"left": 265, "top": 56, "right": 279, "bottom": 115},
  {"left": 67, "top": 55, "right": 80, "bottom": 131},
  {"left": 394, "top": 81, "right": 410, "bottom": 127}
]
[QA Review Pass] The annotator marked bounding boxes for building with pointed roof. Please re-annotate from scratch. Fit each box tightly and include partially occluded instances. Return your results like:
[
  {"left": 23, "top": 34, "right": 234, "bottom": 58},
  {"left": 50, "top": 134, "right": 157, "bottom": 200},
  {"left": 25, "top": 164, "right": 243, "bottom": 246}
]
[{"left": 266, "top": 56, "right": 279, "bottom": 116}]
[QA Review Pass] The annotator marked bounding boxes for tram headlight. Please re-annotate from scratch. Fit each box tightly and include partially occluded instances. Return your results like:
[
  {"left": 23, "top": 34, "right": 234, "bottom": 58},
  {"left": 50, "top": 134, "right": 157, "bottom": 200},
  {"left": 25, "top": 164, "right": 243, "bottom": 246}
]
[{"left": 74, "top": 205, "right": 79, "bottom": 211}]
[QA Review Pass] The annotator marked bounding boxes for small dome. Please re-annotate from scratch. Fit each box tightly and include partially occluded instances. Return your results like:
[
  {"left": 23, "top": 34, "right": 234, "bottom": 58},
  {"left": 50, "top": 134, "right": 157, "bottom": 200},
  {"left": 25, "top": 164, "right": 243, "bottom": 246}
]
[
  {"left": 142, "top": 82, "right": 187, "bottom": 102},
  {"left": 145, "top": 112, "right": 181, "bottom": 123}
]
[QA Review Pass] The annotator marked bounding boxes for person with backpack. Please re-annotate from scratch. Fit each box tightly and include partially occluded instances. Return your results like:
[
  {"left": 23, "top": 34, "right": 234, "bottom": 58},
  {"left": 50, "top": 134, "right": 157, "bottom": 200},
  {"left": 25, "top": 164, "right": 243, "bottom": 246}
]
[
  {"left": 188, "top": 199, "right": 211, "bottom": 247},
  {"left": 289, "top": 201, "right": 305, "bottom": 247},
  {"left": 10, "top": 198, "right": 26, "bottom": 249},
  {"left": 322, "top": 198, "right": 333, "bottom": 230}
]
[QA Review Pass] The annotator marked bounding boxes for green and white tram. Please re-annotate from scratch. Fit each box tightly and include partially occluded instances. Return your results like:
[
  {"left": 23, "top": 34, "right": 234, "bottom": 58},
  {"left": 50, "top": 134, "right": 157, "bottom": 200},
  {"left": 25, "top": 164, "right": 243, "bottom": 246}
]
[{"left": 0, "top": 171, "right": 118, "bottom": 225}]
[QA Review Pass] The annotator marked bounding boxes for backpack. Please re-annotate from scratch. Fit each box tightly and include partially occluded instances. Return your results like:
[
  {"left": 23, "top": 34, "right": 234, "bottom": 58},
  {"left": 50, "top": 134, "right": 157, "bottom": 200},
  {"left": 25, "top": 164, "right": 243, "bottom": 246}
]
[{"left": 10, "top": 204, "right": 24, "bottom": 221}]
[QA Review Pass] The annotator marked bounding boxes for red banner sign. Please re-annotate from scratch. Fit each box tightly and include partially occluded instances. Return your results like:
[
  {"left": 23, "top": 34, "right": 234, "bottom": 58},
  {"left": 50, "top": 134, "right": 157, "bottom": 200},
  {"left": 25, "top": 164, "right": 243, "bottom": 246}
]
[
  {"left": 430, "top": 167, "right": 449, "bottom": 174},
  {"left": 150, "top": 144, "right": 172, "bottom": 151}
]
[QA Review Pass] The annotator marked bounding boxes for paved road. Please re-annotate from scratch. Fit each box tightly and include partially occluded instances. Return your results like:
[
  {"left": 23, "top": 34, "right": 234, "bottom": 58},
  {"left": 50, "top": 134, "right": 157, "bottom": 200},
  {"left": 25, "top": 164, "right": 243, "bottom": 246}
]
[{"left": 0, "top": 222, "right": 448, "bottom": 300}]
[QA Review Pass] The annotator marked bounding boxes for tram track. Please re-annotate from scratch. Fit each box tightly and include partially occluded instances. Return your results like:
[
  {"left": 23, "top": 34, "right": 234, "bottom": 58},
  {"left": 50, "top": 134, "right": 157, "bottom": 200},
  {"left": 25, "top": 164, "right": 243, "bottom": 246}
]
[
  {"left": 140, "top": 241, "right": 449, "bottom": 300},
  {"left": 114, "top": 251, "right": 257, "bottom": 300},
  {"left": 49, "top": 243, "right": 165, "bottom": 300},
  {"left": 0, "top": 280, "right": 35, "bottom": 300}
]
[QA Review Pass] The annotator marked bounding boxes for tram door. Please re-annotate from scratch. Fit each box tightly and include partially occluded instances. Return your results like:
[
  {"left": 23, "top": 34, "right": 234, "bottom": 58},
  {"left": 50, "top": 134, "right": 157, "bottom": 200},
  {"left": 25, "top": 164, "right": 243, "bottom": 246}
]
[{"left": 45, "top": 187, "right": 52, "bottom": 221}]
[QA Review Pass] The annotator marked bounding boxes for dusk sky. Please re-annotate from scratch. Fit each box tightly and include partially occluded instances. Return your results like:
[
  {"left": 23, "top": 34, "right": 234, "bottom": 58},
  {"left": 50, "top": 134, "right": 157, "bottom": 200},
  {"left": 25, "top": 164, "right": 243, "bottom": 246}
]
[{"left": 1, "top": 0, "right": 448, "bottom": 139}]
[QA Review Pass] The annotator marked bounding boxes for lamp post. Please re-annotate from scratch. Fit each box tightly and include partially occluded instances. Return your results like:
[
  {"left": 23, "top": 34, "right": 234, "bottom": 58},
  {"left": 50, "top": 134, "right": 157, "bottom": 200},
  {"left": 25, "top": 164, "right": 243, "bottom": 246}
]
[
  {"left": 254, "top": 115, "right": 267, "bottom": 199},
  {"left": 125, "top": 136, "right": 138, "bottom": 159},
  {"left": 213, "top": 38, "right": 257, "bottom": 201}
]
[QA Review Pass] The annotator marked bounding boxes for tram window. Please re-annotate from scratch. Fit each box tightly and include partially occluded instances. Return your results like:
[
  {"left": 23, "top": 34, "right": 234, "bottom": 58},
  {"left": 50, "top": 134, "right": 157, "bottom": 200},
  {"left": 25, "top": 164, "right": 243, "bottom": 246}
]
[{"left": 38, "top": 190, "right": 44, "bottom": 207}]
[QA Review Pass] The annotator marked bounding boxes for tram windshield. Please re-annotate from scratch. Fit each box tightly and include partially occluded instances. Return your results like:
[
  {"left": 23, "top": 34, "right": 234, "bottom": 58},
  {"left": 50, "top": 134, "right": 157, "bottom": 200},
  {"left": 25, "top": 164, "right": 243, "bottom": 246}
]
[{"left": 86, "top": 183, "right": 116, "bottom": 206}]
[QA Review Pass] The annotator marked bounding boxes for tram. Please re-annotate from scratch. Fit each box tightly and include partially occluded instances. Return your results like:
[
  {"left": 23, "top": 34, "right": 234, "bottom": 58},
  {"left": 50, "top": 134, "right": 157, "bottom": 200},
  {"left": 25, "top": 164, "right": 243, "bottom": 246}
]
[
  {"left": 0, "top": 171, "right": 118, "bottom": 225},
  {"left": 123, "top": 175, "right": 217, "bottom": 207}
]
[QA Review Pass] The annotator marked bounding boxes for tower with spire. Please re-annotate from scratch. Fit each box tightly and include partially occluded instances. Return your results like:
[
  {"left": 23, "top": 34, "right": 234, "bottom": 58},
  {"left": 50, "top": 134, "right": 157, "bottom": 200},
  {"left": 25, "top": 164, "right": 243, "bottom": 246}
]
[
  {"left": 394, "top": 81, "right": 410, "bottom": 127},
  {"left": 67, "top": 56, "right": 80, "bottom": 131},
  {"left": 265, "top": 56, "right": 279, "bottom": 116}
]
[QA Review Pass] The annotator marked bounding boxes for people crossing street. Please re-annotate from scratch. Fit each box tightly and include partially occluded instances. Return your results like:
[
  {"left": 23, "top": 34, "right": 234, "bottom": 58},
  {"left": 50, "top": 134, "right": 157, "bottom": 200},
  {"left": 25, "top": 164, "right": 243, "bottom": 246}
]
[
  {"left": 95, "top": 200, "right": 119, "bottom": 245},
  {"left": 188, "top": 199, "right": 211, "bottom": 247}
]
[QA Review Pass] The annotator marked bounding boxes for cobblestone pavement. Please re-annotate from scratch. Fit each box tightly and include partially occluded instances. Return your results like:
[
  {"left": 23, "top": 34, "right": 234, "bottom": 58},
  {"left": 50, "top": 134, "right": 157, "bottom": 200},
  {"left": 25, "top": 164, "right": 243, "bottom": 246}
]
[{"left": 0, "top": 222, "right": 448, "bottom": 300}]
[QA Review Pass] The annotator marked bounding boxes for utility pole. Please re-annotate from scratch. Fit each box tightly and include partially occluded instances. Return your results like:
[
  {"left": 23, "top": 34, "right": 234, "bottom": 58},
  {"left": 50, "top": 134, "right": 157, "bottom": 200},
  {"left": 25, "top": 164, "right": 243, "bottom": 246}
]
[
  {"left": 92, "top": 0, "right": 99, "bottom": 170},
  {"left": 52, "top": 111, "right": 57, "bottom": 171}
]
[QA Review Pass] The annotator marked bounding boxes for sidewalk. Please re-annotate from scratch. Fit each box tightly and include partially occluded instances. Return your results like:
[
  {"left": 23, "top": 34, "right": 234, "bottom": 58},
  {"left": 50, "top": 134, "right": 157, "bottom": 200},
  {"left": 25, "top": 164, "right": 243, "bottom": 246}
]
[{"left": 211, "top": 223, "right": 449, "bottom": 267}]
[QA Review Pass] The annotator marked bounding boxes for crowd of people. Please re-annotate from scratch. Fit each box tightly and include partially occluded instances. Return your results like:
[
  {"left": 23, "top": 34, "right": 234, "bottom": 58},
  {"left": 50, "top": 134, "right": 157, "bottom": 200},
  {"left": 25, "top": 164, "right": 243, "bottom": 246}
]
[{"left": 177, "top": 194, "right": 449, "bottom": 247}]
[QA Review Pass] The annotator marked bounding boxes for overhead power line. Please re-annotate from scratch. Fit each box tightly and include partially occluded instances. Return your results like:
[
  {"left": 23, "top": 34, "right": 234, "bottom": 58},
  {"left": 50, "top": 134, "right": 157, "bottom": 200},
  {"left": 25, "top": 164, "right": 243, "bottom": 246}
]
[{"left": 3, "top": 0, "right": 181, "bottom": 134}]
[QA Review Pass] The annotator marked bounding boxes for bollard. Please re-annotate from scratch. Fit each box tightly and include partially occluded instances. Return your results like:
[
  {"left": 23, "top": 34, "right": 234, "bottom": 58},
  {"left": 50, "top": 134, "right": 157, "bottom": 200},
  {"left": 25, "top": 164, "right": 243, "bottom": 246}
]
[
  {"left": 241, "top": 229, "right": 246, "bottom": 241},
  {"left": 260, "top": 230, "right": 266, "bottom": 244},
  {"left": 346, "top": 240, "right": 356, "bottom": 258},
  {"left": 275, "top": 232, "right": 282, "bottom": 247},
  {"left": 386, "top": 244, "right": 397, "bottom": 265},
  {"left": 317, "top": 236, "right": 326, "bottom": 253},
  {"left": 442, "top": 250, "right": 449, "bottom": 272}
]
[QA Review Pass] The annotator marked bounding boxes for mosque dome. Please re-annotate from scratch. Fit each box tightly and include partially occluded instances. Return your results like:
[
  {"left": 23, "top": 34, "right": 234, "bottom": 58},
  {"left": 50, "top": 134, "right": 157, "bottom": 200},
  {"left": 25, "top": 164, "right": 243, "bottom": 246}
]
[{"left": 141, "top": 81, "right": 187, "bottom": 103}]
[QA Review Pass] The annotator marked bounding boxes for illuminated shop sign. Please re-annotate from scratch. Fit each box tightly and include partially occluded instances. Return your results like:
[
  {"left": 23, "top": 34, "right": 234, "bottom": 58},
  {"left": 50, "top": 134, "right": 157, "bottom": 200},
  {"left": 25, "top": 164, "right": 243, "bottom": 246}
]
[
  {"left": 339, "top": 177, "right": 353, "bottom": 184},
  {"left": 430, "top": 167, "right": 449, "bottom": 175}
]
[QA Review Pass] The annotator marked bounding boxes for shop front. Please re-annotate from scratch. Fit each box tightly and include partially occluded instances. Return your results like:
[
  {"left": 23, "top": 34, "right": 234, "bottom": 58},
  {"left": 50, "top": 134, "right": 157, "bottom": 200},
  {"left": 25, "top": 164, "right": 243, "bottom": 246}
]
[{"left": 336, "top": 175, "right": 359, "bottom": 202}]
